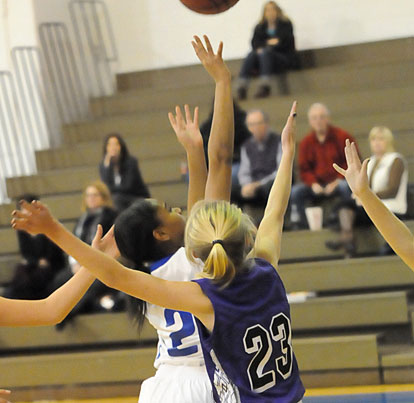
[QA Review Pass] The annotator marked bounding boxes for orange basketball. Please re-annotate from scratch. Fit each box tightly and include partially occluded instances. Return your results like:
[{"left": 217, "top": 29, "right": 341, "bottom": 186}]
[{"left": 180, "top": 0, "right": 240, "bottom": 15}]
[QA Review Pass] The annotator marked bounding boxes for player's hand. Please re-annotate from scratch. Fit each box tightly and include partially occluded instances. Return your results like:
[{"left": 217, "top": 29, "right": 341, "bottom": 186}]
[
  {"left": 191, "top": 35, "right": 231, "bottom": 83},
  {"left": 168, "top": 105, "right": 203, "bottom": 151},
  {"left": 241, "top": 182, "right": 260, "bottom": 199},
  {"left": 11, "top": 200, "right": 56, "bottom": 236},
  {"left": 0, "top": 389, "right": 11, "bottom": 403},
  {"left": 91, "top": 225, "right": 120, "bottom": 259},
  {"left": 267, "top": 38, "right": 279, "bottom": 46},
  {"left": 333, "top": 139, "right": 370, "bottom": 197},
  {"left": 280, "top": 101, "right": 297, "bottom": 156}
]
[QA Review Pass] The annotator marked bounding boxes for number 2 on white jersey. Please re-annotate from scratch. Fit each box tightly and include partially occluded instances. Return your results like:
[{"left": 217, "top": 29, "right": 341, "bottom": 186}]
[{"left": 164, "top": 309, "right": 198, "bottom": 357}]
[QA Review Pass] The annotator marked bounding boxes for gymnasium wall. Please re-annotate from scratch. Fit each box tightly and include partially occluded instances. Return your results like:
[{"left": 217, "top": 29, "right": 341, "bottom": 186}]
[{"left": 105, "top": 0, "right": 414, "bottom": 73}]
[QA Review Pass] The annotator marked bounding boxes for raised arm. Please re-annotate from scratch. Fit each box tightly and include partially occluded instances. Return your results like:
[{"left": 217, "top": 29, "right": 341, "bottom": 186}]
[
  {"left": 192, "top": 35, "right": 234, "bottom": 201},
  {"left": 334, "top": 140, "right": 414, "bottom": 270},
  {"left": 251, "top": 102, "right": 297, "bottom": 268},
  {"left": 169, "top": 105, "right": 207, "bottom": 213},
  {"left": 0, "top": 225, "right": 118, "bottom": 327},
  {"left": 11, "top": 202, "right": 213, "bottom": 324}
]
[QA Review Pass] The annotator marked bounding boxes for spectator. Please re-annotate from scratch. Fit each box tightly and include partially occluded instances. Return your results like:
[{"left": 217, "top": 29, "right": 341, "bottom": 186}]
[
  {"left": 234, "top": 109, "right": 282, "bottom": 216},
  {"left": 51, "top": 181, "right": 124, "bottom": 329},
  {"left": 326, "top": 126, "right": 408, "bottom": 257},
  {"left": 99, "top": 133, "right": 150, "bottom": 212},
  {"left": 3, "top": 194, "right": 66, "bottom": 300},
  {"left": 199, "top": 100, "right": 251, "bottom": 191},
  {"left": 290, "top": 103, "right": 357, "bottom": 229},
  {"left": 237, "top": 1, "right": 297, "bottom": 100}
]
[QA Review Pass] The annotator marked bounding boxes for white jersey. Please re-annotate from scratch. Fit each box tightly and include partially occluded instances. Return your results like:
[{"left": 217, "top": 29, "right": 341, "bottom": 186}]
[{"left": 146, "top": 247, "right": 205, "bottom": 368}]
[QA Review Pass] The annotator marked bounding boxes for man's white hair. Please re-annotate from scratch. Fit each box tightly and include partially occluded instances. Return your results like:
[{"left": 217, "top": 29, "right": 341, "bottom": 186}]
[{"left": 307, "top": 103, "right": 330, "bottom": 117}]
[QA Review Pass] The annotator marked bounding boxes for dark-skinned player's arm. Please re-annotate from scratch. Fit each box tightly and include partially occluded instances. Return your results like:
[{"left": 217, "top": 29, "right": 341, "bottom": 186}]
[
  {"left": 249, "top": 102, "right": 297, "bottom": 269},
  {"left": 0, "top": 225, "right": 117, "bottom": 326},
  {"left": 169, "top": 105, "right": 207, "bottom": 213},
  {"left": 334, "top": 140, "right": 414, "bottom": 270},
  {"left": 192, "top": 35, "right": 234, "bottom": 202},
  {"left": 11, "top": 202, "right": 214, "bottom": 329}
]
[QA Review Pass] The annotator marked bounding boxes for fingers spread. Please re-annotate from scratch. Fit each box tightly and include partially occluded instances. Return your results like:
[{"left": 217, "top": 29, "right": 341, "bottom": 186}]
[
  {"left": 344, "top": 139, "right": 353, "bottom": 167},
  {"left": 351, "top": 142, "right": 361, "bottom": 168},
  {"left": 333, "top": 163, "right": 346, "bottom": 176},
  {"left": 203, "top": 35, "right": 213, "bottom": 53},
  {"left": 193, "top": 106, "right": 199, "bottom": 127},
  {"left": 168, "top": 112, "right": 177, "bottom": 129},
  {"left": 184, "top": 104, "right": 192, "bottom": 123},
  {"left": 217, "top": 41, "right": 223, "bottom": 58}
]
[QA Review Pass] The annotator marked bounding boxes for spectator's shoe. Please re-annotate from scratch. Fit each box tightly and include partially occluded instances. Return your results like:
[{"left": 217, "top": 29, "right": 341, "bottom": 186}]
[
  {"left": 254, "top": 85, "right": 271, "bottom": 98},
  {"left": 237, "top": 87, "right": 247, "bottom": 100},
  {"left": 344, "top": 241, "right": 356, "bottom": 258},
  {"left": 325, "top": 239, "right": 343, "bottom": 251}
]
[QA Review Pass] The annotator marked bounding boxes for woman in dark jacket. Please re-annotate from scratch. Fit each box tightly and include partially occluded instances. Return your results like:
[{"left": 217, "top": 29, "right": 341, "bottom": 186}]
[
  {"left": 237, "top": 1, "right": 297, "bottom": 99},
  {"left": 51, "top": 181, "right": 124, "bottom": 329},
  {"left": 3, "top": 194, "right": 67, "bottom": 300},
  {"left": 99, "top": 133, "right": 150, "bottom": 212}
]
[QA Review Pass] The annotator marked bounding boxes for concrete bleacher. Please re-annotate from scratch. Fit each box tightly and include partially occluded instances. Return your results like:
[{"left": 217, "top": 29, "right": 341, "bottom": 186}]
[{"left": 1, "top": 37, "right": 414, "bottom": 398}]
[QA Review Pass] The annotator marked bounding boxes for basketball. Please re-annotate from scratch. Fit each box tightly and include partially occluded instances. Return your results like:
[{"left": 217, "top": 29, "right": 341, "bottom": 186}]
[{"left": 179, "top": 0, "right": 240, "bottom": 15}]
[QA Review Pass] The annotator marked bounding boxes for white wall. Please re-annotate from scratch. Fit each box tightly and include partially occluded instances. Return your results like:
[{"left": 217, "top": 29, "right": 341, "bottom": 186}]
[
  {"left": 106, "top": 0, "right": 414, "bottom": 73},
  {"left": 0, "top": 0, "right": 37, "bottom": 69}
]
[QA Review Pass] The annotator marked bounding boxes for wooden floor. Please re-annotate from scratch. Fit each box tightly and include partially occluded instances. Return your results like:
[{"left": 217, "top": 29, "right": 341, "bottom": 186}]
[{"left": 15, "top": 384, "right": 414, "bottom": 402}]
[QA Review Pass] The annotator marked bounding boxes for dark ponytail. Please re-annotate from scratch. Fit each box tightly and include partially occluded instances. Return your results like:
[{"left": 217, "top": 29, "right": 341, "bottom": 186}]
[{"left": 114, "top": 199, "right": 164, "bottom": 330}]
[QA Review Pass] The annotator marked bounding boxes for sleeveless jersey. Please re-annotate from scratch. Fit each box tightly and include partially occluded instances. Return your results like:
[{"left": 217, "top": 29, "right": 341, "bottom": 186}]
[
  {"left": 146, "top": 247, "right": 205, "bottom": 368},
  {"left": 193, "top": 259, "right": 305, "bottom": 403}
]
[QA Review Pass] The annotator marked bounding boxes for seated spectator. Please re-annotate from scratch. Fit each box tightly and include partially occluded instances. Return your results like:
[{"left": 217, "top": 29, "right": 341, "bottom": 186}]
[
  {"left": 237, "top": 1, "right": 297, "bottom": 99},
  {"left": 326, "top": 126, "right": 408, "bottom": 257},
  {"left": 233, "top": 109, "right": 282, "bottom": 217},
  {"left": 290, "top": 103, "right": 358, "bottom": 229},
  {"left": 51, "top": 181, "right": 124, "bottom": 329},
  {"left": 3, "top": 194, "right": 66, "bottom": 300},
  {"left": 99, "top": 133, "right": 150, "bottom": 212},
  {"left": 199, "top": 100, "right": 251, "bottom": 192}
]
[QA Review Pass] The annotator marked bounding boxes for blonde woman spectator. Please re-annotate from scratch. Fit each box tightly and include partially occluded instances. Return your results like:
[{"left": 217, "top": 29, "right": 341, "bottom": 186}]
[{"left": 326, "top": 126, "right": 408, "bottom": 257}]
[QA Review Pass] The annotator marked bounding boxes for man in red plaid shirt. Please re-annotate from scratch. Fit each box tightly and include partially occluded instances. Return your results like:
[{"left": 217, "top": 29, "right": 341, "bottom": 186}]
[{"left": 290, "top": 103, "right": 359, "bottom": 229}]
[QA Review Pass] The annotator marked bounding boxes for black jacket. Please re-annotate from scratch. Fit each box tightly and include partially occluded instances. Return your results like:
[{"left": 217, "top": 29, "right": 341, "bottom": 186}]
[
  {"left": 251, "top": 20, "right": 297, "bottom": 67},
  {"left": 99, "top": 156, "right": 150, "bottom": 198},
  {"left": 73, "top": 206, "right": 117, "bottom": 245}
]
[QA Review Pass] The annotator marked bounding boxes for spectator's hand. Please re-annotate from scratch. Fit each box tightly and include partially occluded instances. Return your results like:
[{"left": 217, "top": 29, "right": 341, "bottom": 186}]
[
  {"left": 92, "top": 225, "right": 120, "bottom": 259},
  {"left": 71, "top": 262, "right": 82, "bottom": 275},
  {"left": 311, "top": 183, "right": 324, "bottom": 195},
  {"left": 351, "top": 193, "right": 362, "bottom": 206},
  {"left": 0, "top": 389, "right": 11, "bottom": 403},
  {"left": 280, "top": 101, "right": 297, "bottom": 157},
  {"left": 324, "top": 180, "right": 339, "bottom": 196},
  {"left": 11, "top": 200, "right": 56, "bottom": 236},
  {"left": 168, "top": 105, "right": 203, "bottom": 151},
  {"left": 333, "top": 139, "right": 370, "bottom": 198},
  {"left": 267, "top": 38, "right": 279, "bottom": 46},
  {"left": 191, "top": 35, "right": 231, "bottom": 83},
  {"left": 103, "top": 153, "right": 112, "bottom": 167},
  {"left": 241, "top": 182, "right": 260, "bottom": 199}
]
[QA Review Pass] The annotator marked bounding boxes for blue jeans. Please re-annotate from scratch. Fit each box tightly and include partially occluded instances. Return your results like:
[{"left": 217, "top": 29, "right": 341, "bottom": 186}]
[
  {"left": 239, "top": 48, "right": 290, "bottom": 80},
  {"left": 290, "top": 180, "right": 352, "bottom": 229}
]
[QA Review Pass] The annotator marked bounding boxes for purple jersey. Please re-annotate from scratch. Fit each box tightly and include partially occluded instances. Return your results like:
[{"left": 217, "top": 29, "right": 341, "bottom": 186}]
[{"left": 193, "top": 258, "right": 305, "bottom": 403}]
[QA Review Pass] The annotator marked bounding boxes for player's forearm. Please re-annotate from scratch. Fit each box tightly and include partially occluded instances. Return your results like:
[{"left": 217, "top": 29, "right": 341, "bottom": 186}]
[
  {"left": 43, "top": 267, "right": 95, "bottom": 325},
  {"left": 358, "top": 189, "right": 414, "bottom": 269},
  {"left": 208, "top": 78, "right": 234, "bottom": 167},
  {"left": 263, "top": 151, "right": 294, "bottom": 220},
  {"left": 187, "top": 145, "right": 207, "bottom": 213},
  {"left": 206, "top": 78, "right": 234, "bottom": 201}
]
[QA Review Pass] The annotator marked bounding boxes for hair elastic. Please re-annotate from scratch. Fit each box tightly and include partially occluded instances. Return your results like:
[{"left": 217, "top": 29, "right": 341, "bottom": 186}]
[{"left": 212, "top": 239, "right": 224, "bottom": 247}]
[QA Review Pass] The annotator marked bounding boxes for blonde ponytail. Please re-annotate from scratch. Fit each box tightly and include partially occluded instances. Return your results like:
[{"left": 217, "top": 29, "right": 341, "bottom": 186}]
[{"left": 185, "top": 200, "right": 256, "bottom": 287}]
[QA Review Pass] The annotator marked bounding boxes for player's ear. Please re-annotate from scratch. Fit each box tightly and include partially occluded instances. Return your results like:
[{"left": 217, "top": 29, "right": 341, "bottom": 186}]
[{"left": 153, "top": 227, "right": 170, "bottom": 242}]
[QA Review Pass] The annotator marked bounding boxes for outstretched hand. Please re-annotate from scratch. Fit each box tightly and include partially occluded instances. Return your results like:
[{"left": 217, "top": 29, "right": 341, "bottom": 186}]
[
  {"left": 333, "top": 139, "right": 370, "bottom": 197},
  {"left": 11, "top": 200, "right": 56, "bottom": 236},
  {"left": 0, "top": 389, "right": 11, "bottom": 403},
  {"left": 191, "top": 35, "right": 231, "bottom": 83},
  {"left": 168, "top": 105, "right": 203, "bottom": 151},
  {"left": 92, "top": 225, "right": 120, "bottom": 259},
  {"left": 280, "top": 101, "right": 297, "bottom": 156}
]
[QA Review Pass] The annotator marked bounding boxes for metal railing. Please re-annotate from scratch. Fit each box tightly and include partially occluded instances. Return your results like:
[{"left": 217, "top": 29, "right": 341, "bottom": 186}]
[
  {"left": 39, "top": 22, "right": 89, "bottom": 124},
  {"left": 69, "top": 0, "right": 117, "bottom": 97},
  {"left": 0, "top": 72, "right": 36, "bottom": 203}
]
